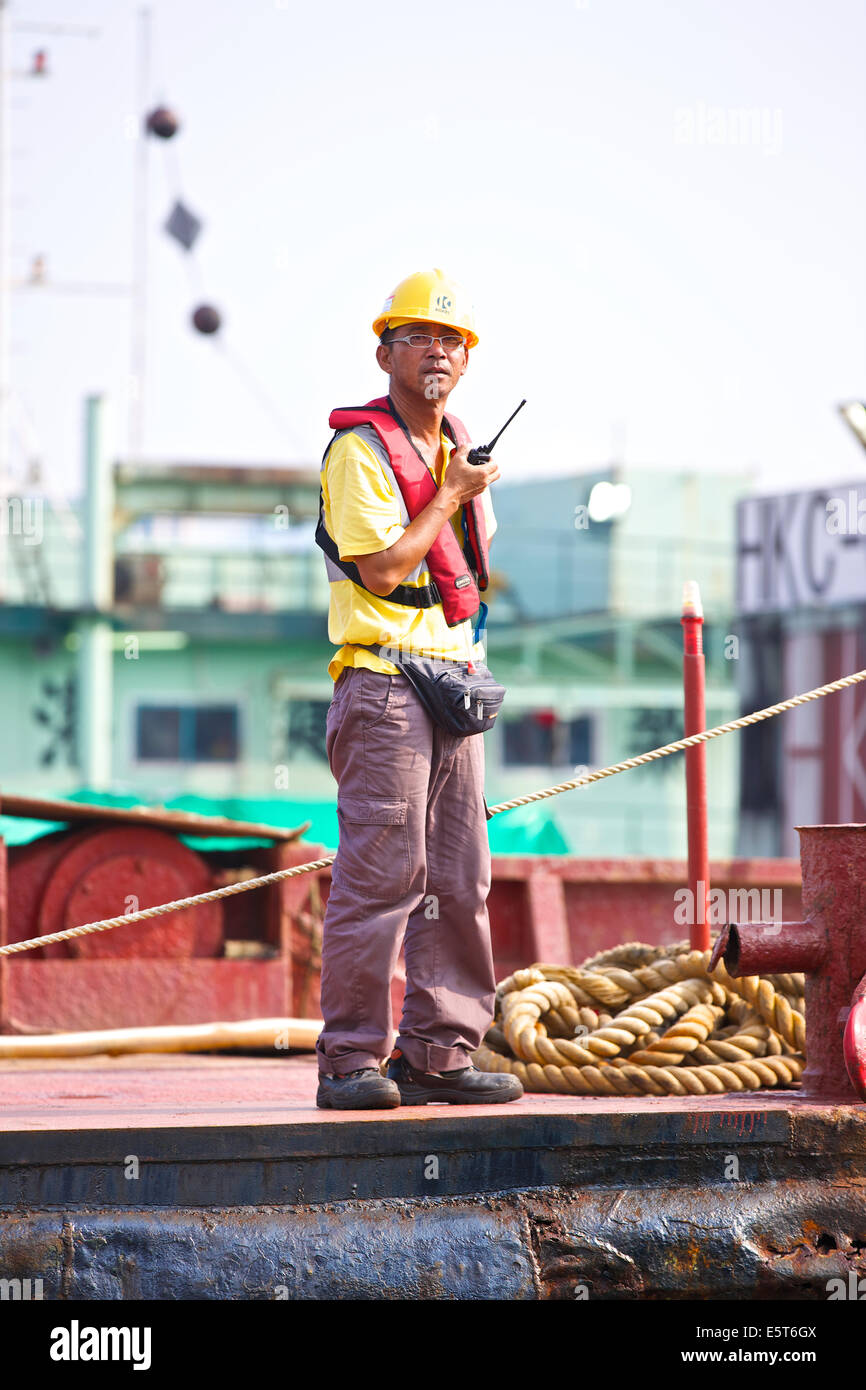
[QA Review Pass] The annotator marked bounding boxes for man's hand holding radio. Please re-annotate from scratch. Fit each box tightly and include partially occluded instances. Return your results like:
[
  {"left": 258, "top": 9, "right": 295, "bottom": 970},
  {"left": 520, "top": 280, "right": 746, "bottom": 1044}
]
[{"left": 441, "top": 445, "right": 499, "bottom": 506}]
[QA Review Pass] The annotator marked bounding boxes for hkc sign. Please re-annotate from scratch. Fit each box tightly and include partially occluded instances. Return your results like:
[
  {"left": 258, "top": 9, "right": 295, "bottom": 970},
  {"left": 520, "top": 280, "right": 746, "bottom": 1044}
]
[{"left": 737, "top": 482, "right": 866, "bottom": 614}]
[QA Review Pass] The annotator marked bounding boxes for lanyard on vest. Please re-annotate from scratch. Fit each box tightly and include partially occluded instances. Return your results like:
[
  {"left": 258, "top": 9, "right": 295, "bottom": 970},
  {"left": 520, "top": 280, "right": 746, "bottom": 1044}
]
[{"left": 459, "top": 509, "right": 487, "bottom": 644}]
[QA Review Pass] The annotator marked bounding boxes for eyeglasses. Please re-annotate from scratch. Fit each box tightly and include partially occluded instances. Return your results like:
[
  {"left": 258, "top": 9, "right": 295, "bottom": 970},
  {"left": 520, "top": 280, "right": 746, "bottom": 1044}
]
[{"left": 388, "top": 332, "right": 466, "bottom": 351}]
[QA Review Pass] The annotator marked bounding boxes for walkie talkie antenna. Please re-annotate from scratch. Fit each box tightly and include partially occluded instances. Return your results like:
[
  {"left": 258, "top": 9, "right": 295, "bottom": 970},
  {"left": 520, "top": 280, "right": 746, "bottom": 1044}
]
[
  {"left": 484, "top": 398, "right": 527, "bottom": 453},
  {"left": 467, "top": 399, "right": 527, "bottom": 465}
]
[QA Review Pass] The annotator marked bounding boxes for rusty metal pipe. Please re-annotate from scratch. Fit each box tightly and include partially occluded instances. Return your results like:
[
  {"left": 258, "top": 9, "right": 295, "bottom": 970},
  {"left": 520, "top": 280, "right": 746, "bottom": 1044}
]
[
  {"left": 712, "top": 920, "right": 826, "bottom": 977},
  {"left": 0, "top": 1016, "right": 322, "bottom": 1057}
]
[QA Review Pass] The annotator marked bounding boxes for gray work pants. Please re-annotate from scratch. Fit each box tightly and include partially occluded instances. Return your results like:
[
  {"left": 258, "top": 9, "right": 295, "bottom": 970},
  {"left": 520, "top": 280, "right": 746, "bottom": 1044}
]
[{"left": 316, "top": 664, "right": 496, "bottom": 1077}]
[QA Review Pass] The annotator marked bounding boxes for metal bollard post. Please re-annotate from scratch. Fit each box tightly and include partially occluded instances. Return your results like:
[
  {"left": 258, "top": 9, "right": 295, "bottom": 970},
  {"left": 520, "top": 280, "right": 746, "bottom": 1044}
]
[
  {"left": 681, "top": 581, "right": 709, "bottom": 950},
  {"left": 710, "top": 824, "right": 866, "bottom": 1101}
]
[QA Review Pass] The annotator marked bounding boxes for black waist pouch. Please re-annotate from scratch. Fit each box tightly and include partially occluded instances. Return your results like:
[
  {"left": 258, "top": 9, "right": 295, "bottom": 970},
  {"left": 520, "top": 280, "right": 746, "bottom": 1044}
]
[{"left": 356, "top": 643, "right": 506, "bottom": 737}]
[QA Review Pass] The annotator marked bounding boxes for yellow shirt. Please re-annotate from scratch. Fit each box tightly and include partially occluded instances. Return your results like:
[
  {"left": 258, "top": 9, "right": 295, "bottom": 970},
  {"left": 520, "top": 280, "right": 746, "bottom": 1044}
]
[{"left": 321, "top": 427, "right": 497, "bottom": 682}]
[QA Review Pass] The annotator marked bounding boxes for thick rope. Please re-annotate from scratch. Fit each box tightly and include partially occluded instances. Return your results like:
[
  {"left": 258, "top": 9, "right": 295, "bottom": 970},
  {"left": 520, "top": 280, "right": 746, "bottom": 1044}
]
[
  {"left": 473, "top": 945, "right": 806, "bottom": 1094},
  {"left": 3, "top": 663, "right": 865, "bottom": 958}
]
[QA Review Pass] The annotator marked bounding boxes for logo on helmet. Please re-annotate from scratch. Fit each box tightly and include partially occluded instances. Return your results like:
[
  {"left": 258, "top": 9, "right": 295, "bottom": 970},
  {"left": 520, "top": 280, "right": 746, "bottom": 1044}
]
[{"left": 434, "top": 294, "right": 453, "bottom": 314}]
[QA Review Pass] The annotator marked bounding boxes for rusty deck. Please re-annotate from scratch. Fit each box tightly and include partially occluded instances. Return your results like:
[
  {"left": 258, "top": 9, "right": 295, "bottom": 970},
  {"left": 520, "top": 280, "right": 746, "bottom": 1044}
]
[{"left": 1, "top": 1053, "right": 865, "bottom": 1300}]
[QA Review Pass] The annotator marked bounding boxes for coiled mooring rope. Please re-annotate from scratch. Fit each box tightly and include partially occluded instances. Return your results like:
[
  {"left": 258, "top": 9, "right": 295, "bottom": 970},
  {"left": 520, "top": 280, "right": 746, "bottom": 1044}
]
[
  {"left": 2, "top": 663, "right": 866, "bottom": 958},
  {"left": 473, "top": 941, "right": 805, "bottom": 1094}
]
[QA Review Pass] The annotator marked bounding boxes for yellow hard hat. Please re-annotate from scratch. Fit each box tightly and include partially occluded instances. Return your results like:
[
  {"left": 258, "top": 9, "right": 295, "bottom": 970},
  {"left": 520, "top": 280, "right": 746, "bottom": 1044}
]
[{"left": 373, "top": 268, "right": 478, "bottom": 348}]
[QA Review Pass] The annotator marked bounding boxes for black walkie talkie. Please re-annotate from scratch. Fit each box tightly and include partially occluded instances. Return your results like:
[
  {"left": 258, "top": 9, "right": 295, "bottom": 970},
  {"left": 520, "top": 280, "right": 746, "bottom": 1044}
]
[{"left": 467, "top": 399, "right": 527, "bottom": 465}]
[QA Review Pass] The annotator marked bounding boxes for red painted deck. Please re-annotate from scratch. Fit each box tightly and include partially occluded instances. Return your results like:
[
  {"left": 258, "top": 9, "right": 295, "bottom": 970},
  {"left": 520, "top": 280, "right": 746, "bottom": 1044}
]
[{"left": 0, "top": 1052, "right": 852, "bottom": 1132}]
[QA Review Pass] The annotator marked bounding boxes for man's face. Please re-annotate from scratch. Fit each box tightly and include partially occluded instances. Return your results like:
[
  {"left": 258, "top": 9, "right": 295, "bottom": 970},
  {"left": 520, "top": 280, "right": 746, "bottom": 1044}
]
[{"left": 376, "top": 320, "right": 468, "bottom": 402}]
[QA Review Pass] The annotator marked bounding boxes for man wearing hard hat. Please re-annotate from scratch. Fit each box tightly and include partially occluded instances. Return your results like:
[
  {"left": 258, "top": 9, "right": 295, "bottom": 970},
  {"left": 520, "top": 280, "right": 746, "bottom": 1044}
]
[{"left": 313, "top": 269, "right": 523, "bottom": 1109}]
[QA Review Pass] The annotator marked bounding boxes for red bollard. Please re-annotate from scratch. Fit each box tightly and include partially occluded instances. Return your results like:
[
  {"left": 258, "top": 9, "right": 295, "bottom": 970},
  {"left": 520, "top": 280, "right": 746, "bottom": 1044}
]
[
  {"left": 681, "top": 582, "right": 709, "bottom": 950},
  {"left": 711, "top": 824, "right": 866, "bottom": 1101}
]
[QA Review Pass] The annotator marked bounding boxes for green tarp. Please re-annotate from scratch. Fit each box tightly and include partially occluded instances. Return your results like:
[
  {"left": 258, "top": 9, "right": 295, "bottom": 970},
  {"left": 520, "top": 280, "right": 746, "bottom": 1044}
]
[{"left": 1, "top": 787, "right": 569, "bottom": 856}]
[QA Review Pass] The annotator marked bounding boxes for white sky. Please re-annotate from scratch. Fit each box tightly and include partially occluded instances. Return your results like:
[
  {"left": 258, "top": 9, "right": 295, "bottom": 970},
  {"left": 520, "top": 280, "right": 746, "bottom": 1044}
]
[{"left": 5, "top": 0, "right": 866, "bottom": 500}]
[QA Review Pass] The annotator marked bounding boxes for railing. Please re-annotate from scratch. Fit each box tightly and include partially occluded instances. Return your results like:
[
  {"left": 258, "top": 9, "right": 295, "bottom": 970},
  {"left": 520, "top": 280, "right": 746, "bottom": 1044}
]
[
  {"left": 493, "top": 532, "right": 733, "bottom": 621},
  {"left": 3, "top": 531, "right": 733, "bottom": 619}
]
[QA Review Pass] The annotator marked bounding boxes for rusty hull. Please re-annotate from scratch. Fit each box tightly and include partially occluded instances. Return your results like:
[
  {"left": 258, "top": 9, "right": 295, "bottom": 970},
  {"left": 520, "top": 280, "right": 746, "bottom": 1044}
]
[{"left": 1, "top": 1159, "right": 863, "bottom": 1301}]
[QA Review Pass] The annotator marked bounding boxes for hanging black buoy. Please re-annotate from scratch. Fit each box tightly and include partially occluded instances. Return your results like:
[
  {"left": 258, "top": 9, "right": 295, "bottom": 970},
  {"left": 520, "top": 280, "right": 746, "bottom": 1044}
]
[
  {"left": 146, "top": 106, "right": 180, "bottom": 139},
  {"left": 192, "top": 304, "right": 222, "bottom": 335}
]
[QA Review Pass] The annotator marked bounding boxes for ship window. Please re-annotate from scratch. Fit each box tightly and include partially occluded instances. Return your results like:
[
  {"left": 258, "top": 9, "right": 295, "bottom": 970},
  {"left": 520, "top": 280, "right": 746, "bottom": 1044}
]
[
  {"left": 503, "top": 711, "right": 593, "bottom": 767},
  {"left": 569, "top": 715, "right": 591, "bottom": 766},
  {"left": 628, "top": 708, "right": 680, "bottom": 766},
  {"left": 136, "top": 705, "right": 239, "bottom": 762},
  {"left": 286, "top": 699, "right": 330, "bottom": 762}
]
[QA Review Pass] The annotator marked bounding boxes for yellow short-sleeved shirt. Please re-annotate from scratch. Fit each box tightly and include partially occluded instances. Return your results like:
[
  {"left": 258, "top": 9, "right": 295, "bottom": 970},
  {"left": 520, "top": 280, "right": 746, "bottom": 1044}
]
[{"left": 321, "top": 426, "right": 497, "bottom": 682}]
